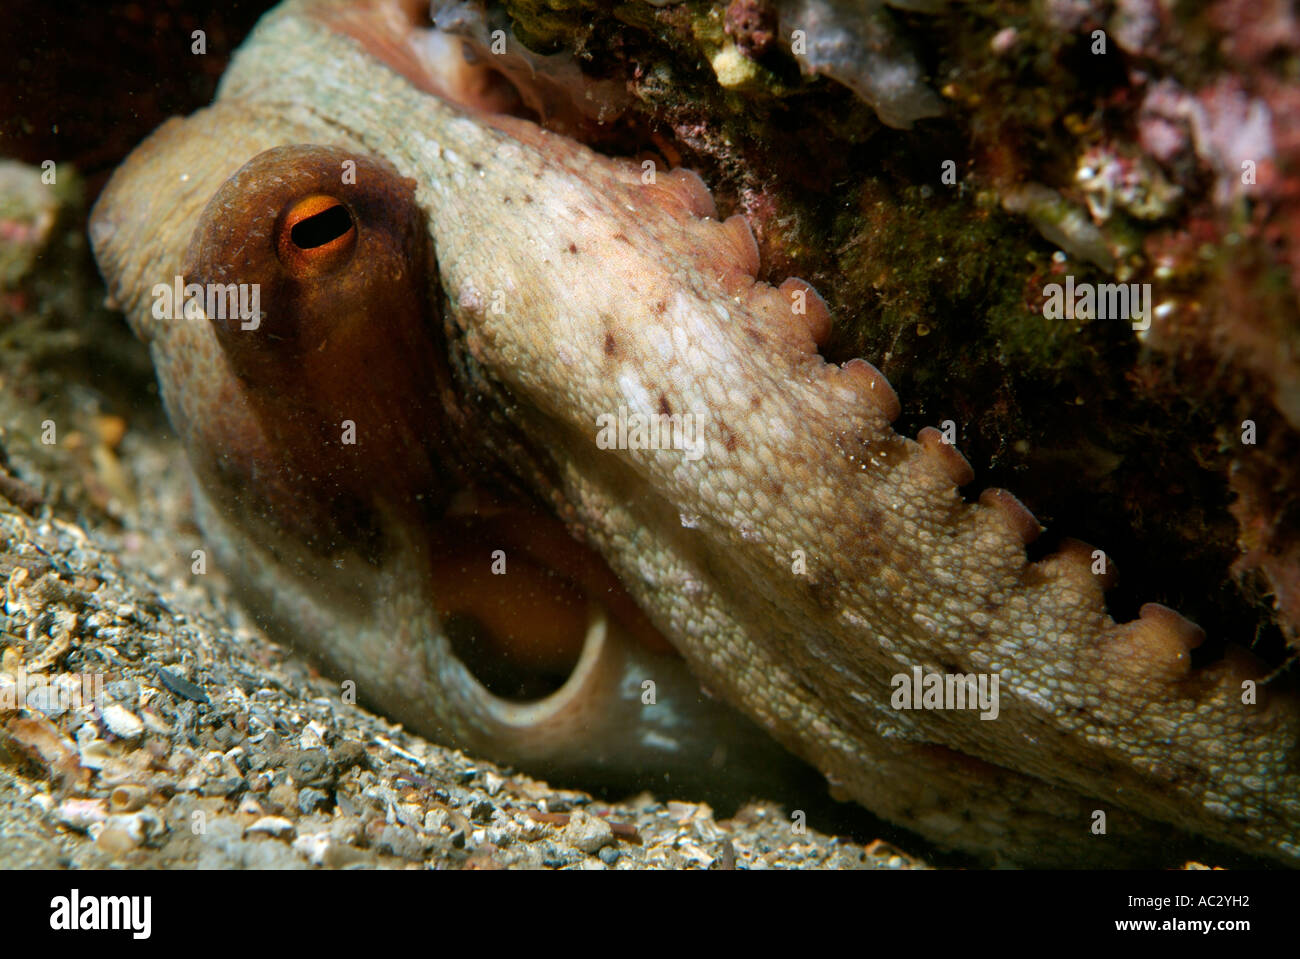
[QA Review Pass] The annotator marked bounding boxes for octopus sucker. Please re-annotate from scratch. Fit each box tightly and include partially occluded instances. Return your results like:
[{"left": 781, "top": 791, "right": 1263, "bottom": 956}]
[
  {"left": 88, "top": 0, "right": 1300, "bottom": 866},
  {"left": 978, "top": 488, "right": 1042, "bottom": 547},
  {"left": 915, "top": 426, "right": 975, "bottom": 488}
]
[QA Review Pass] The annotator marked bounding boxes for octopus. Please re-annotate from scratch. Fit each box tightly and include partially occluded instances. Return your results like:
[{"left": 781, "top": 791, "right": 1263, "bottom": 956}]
[{"left": 88, "top": 0, "right": 1300, "bottom": 866}]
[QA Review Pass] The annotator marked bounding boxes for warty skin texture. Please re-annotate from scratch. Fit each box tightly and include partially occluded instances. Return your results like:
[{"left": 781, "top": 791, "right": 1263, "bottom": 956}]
[{"left": 89, "top": 0, "right": 1300, "bottom": 866}]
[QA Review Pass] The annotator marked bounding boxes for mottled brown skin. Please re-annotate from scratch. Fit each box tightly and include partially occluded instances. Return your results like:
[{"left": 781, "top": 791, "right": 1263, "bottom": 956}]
[
  {"left": 187, "top": 143, "right": 676, "bottom": 681},
  {"left": 185, "top": 146, "right": 455, "bottom": 551},
  {"left": 90, "top": 0, "right": 1300, "bottom": 865}
]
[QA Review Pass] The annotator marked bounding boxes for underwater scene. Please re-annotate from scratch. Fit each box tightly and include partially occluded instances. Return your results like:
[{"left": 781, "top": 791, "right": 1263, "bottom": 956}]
[{"left": 2, "top": 0, "right": 1298, "bottom": 891}]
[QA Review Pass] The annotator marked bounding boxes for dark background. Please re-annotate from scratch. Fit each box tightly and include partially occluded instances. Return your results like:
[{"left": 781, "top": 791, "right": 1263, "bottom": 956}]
[{"left": 2, "top": 1, "right": 276, "bottom": 194}]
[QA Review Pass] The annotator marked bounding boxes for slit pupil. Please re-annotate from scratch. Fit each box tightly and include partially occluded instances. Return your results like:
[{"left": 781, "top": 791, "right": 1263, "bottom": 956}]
[{"left": 291, "top": 203, "right": 353, "bottom": 249}]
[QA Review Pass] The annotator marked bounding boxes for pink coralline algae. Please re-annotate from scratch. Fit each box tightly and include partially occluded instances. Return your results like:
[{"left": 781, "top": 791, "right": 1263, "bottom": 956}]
[{"left": 1139, "top": 78, "right": 1276, "bottom": 208}]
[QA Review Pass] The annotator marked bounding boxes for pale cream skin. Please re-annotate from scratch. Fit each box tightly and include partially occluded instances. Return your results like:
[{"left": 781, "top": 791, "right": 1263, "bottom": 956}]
[{"left": 91, "top": 0, "right": 1300, "bottom": 865}]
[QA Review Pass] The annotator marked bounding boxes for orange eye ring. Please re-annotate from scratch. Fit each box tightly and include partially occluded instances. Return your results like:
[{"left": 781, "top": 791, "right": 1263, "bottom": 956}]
[{"left": 276, "top": 194, "right": 357, "bottom": 276}]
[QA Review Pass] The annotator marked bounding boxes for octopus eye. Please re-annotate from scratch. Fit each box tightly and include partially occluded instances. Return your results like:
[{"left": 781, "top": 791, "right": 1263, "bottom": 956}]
[{"left": 276, "top": 194, "right": 357, "bottom": 276}]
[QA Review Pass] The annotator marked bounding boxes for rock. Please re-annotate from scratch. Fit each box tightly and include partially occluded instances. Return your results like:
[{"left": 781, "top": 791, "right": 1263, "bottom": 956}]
[
  {"left": 560, "top": 809, "right": 614, "bottom": 855},
  {"left": 246, "top": 815, "right": 295, "bottom": 838},
  {"left": 297, "top": 787, "right": 329, "bottom": 814},
  {"left": 101, "top": 704, "right": 144, "bottom": 741},
  {"left": 55, "top": 797, "right": 108, "bottom": 832}
]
